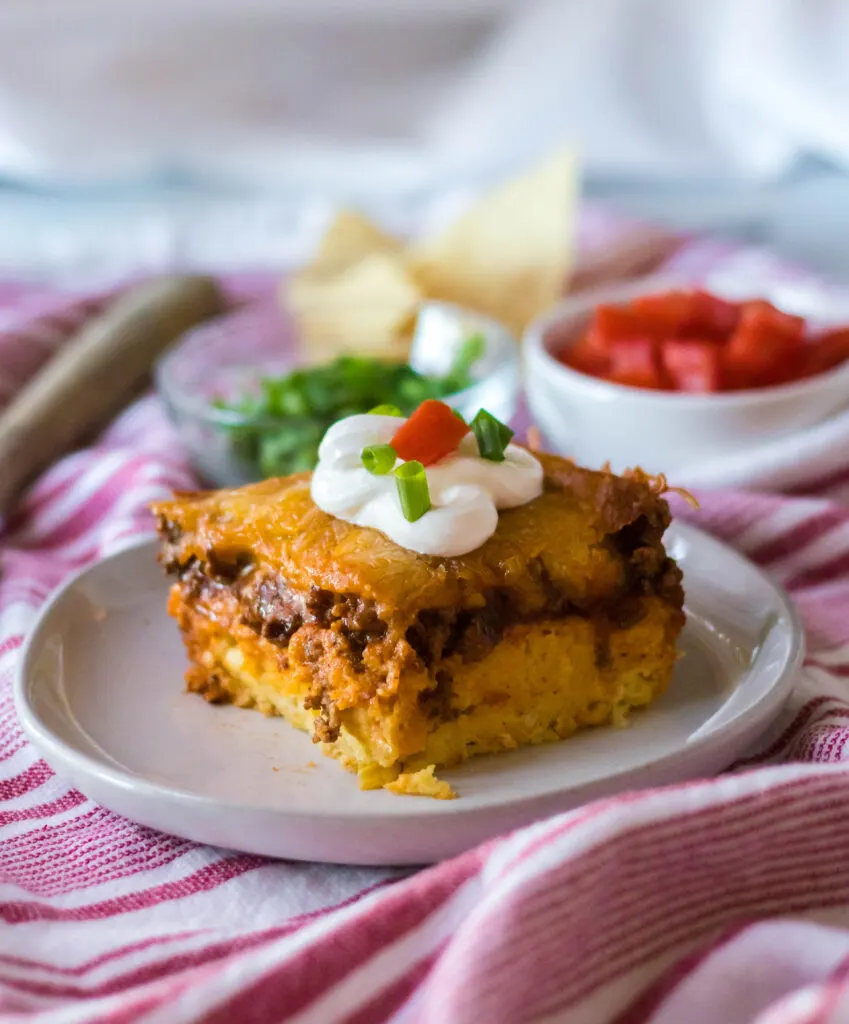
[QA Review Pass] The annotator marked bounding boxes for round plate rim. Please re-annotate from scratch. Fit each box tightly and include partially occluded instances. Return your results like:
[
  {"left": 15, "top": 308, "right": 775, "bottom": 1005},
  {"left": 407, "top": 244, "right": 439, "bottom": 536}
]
[{"left": 14, "top": 524, "right": 805, "bottom": 825}]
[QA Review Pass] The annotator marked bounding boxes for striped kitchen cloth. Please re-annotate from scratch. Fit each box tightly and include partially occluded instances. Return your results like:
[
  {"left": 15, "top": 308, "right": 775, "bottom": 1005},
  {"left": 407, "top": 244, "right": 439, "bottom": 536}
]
[{"left": 3, "top": 223, "right": 849, "bottom": 1023}]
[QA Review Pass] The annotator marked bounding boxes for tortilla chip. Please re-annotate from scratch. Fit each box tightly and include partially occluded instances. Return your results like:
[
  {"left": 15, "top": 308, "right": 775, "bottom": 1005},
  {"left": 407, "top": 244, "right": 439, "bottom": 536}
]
[
  {"left": 281, "top": 148, "right": 579, "bottom": 360},
  {"left": 406, "top": 148, "right": 578, "bottom": 335},
  {"left": 288, "top": 251, "right": 421, "bottom": 363},
  {"left": 313, "top": 209, "right": 402, "bottom": 273}
]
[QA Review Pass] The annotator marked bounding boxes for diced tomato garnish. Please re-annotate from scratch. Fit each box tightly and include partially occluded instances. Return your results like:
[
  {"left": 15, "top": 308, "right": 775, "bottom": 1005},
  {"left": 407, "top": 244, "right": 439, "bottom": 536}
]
[
  {"left": 739, "top": 300, "right": 804, "bottom": 345},
  {"left": 806, "top": 327, "right": 849, "bottom": 377},
  {"left": 723, "top": 300, "right": 805, "bottom": 387},
  {"left": 631, "top": 290, "right": 740, "bottom": 340},
  {"left": 722, "top": 335, "right": 771, "bottom": 388},
  {"left": 607, "top": 337, "right": 664, "bottom": 390},
  {"left": 584, "top": 305, "right": 656, "bottom": 353},
  {"left": 560, "top": 341, "right": 610, "bottom": 377},
  {"left": 556, "top": 289, "right": 841, "bottom": 394},
  {"left": 688, "top": 291, "right": 741, "bottom": 338},
  {"left": 661, "top": 338, "right": 722, "bottom": 393},
  {"left": 759, "top": 346, "right": 813, "bottom": 387},
  {"left": 630, "top": 292, "right": 694, "bottom": 335},
  {"left": 390, "top": 399, "right": 469, "bottom": 466}
]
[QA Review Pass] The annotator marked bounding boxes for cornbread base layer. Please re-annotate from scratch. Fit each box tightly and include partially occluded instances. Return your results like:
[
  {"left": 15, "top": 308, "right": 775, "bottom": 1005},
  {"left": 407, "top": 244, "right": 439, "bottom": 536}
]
[{"left": 170, "top": 587, "right": 681, "bottom": 799}]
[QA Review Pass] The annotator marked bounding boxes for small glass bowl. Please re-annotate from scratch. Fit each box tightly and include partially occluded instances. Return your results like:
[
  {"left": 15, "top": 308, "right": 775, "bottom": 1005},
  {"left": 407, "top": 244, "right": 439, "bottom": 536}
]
[{"left": 155, "top": 299, "right": 520, "bottom": 487}]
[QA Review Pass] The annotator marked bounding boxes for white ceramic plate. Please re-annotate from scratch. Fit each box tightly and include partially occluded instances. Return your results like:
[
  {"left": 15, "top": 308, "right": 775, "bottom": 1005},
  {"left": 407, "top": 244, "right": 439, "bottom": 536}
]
[{"left": 15, "top": 525, "right": 803, "bottom": 866}]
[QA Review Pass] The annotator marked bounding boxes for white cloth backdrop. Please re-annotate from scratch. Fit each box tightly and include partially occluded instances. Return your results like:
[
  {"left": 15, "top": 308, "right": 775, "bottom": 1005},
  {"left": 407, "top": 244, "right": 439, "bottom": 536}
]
[{"left": 1, "top": 0, "right": 848, "bottom": 191}]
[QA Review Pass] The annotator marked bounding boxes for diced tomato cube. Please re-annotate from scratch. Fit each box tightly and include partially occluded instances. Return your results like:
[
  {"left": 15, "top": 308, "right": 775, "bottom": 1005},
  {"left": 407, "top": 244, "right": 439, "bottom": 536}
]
[
  {"left": 688, "top": 291, "right": 740, "bottom": 339},
  {"left": 806, "top": 328, "right": 849, "bottom": 377},
  {"left": 584, "top": 305, "right": 655, "bottom": 353},
  {"left": 631, "top": 290, "right": 740, "bottom": 340},
  {"left": 607, "top": 337, "right": 664, "bottom": 390},
  {"left": 630, "top": 292, "right": 694, "bottom": 335},
  {"left": 723, "top": 300, "right": 805, "bottom": 387},
  {"left": 390, "top": 399, "right": 469, "bottom": 466},
  {"left": 759, "top": 346, "right": 813, "bottom": 387},
  {"left": 738, "top": 300, "right": 805, "bottom": 345},
  {"left": 560, "top": 341, "right": 610, "bottom": 378},
  {"left": 661, "top": 338, "right": 722, "bottom": 393},
  {"left": 722, "top": 337, "right": 772, "bottom": 388}
]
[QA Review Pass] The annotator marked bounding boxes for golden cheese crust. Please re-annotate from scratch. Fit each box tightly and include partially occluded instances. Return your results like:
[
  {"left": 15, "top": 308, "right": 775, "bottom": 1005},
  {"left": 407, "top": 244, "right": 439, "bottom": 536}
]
[
  {"left": 152, "top": 452, "right": 685, "bottom": 796},
  {"left": 152, "top": 452, "right": 676, "bottom": 616}
]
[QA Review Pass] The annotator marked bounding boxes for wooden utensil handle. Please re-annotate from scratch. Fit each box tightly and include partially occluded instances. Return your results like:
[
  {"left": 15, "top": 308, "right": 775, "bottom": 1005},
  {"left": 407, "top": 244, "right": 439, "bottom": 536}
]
[{"left": 0, "top": 274, "right": 225, "bottom": 517}]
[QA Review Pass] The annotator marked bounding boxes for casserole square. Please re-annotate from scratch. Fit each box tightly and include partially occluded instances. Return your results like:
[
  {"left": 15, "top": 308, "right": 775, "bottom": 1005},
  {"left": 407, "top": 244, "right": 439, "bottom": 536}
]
[{"left": 153, "top": 453, "right": 684, "bottom": 797}]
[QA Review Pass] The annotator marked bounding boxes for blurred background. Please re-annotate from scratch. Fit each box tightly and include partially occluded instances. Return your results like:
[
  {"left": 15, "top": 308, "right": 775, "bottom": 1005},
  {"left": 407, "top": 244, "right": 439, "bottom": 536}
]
[{"left": 3, "top": 0, "right": 849, "bottom": 285}]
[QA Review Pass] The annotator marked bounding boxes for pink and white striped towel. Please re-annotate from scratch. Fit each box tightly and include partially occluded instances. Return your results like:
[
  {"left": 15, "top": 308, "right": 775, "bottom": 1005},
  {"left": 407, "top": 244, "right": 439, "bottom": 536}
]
[{"left": 5, "top": 218, "right": 849, "bottom": 1023}]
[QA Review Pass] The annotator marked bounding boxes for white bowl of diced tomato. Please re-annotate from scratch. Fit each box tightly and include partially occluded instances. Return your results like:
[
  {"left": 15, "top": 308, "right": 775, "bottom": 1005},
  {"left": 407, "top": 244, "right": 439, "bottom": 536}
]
[{"left": 523, "top": 277, "right": 849, "bottom": 477}]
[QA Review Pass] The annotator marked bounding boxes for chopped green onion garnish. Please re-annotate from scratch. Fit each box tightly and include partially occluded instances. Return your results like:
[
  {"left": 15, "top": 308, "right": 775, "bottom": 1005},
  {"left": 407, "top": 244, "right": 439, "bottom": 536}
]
[
  {"left": 361, "top": 444, "right": 397, "bottom": 476},
  {"left": 394, "top": 461, "right": 431, "bottom": 522},
  {"left": 471, "top": 409, "right": 514, "bottom": 462},
  {"left": 368, "top": 404, "right": 403, "bottom": 417}
]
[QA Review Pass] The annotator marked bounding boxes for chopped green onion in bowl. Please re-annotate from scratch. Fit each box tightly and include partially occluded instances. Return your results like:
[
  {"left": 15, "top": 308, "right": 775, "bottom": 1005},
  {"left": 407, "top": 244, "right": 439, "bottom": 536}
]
[{"left": 213, "top": 335, "right": 485, "bottom": 480}]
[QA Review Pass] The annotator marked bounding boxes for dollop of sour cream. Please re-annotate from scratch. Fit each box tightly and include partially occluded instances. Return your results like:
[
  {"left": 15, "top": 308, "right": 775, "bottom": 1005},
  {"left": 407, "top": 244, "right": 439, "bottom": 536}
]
[{"left": 310, "top": 414, "right": 543, "bottom": 557}]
